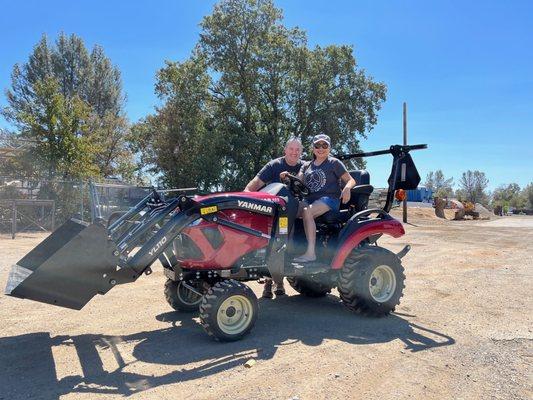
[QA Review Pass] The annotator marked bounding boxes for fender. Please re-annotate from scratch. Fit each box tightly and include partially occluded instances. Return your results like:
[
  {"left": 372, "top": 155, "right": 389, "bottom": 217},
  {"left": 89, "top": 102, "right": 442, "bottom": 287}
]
[{"left": 331, "top": 218, "right": 405, "bottom": 269}]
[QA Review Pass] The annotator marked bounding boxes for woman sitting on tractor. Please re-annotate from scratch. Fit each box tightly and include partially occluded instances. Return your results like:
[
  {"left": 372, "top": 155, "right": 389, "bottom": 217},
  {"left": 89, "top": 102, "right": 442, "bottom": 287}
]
[{"left": 281, "top": 134, "right": 356, "bottom": 262}]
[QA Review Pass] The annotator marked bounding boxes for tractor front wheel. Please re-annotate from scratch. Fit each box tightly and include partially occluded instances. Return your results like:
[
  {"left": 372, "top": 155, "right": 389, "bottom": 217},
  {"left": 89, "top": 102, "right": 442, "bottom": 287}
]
[
  {"left": 338, "top": 246, "right": 405, "bottom": 316},
  {"left": 164, "top": 279, "right": 204, "bottom": 312},
  {"left": 199, "top": 280, "right": 258, "bottom": 341}
]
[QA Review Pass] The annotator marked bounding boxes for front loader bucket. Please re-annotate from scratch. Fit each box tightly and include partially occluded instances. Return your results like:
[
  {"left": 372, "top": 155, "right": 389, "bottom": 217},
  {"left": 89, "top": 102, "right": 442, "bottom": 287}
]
[{"left": 5, "top": 219, "right": 121, "bottom": 310}]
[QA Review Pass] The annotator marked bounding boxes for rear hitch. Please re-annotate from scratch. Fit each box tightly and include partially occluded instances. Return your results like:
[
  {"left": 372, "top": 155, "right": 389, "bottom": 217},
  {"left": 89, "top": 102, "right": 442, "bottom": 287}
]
[{"left": 396, "top": 245, "right": 411, "bottom": 259}]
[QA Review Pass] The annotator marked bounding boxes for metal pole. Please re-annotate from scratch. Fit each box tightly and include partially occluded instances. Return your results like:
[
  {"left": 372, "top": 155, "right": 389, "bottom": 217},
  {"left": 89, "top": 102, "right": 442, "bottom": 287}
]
[
  {"left": 403, "top": 102, "right": 408, "bottom": 223},
  {"left": 80, "top": 182, "right": 84, "bottom": 221},
  {"left": 12, "top": 200, "right": 17, "bottom": 239},
  {"left": 51, "top": 200, "right": 55, "bottom": 232}
]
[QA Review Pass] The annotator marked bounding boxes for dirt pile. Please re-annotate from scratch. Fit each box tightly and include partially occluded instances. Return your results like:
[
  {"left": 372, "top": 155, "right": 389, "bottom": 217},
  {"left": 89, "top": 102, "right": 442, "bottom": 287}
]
[
  {"left": 475, "top": 203, "right": 492, "bottom": 220},
  {"left": 390, "top": 206, "right": 455, "bottom": 222}
]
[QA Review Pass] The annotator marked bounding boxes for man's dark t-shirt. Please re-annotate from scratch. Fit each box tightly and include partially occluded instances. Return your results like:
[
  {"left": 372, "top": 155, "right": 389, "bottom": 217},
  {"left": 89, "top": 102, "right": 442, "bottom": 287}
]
[
  {"left": 300, "top": 157, "right": 348, "bottom": 202},
  {"left": 257, "top": 157, "right": 303, "bottom": 185}
]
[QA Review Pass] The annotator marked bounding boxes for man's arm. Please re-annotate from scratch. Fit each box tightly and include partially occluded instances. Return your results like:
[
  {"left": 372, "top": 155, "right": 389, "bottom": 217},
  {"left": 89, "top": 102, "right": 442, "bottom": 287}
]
[
  {"left": 244, "top": 176, "right": 266, "bottom": 192},
  {"left": 245, "top": 159, "right": 275, "bottom": 191}
]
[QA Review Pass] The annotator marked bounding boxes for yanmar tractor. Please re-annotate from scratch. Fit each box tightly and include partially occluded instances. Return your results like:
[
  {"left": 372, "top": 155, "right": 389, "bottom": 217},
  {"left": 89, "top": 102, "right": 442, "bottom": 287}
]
[{"left": 5, "top": 144, "right": 426, "bottom": 341}]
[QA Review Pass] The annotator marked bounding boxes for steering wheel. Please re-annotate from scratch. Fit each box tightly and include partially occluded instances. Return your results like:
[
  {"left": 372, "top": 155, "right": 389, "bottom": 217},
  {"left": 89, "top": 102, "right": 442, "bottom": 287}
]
[{"left": 282, "top": 173, "right": 310, "bottom": 199}]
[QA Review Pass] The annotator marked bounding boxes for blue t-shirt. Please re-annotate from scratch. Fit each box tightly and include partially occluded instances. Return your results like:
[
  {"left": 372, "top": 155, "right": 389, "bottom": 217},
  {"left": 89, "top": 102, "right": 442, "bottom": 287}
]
[
  {"left": 301, "top": 157, "right": 348, "bottom": 202},
  {"left": 257, "top": 157, "right": 303, "bottom": 184}
]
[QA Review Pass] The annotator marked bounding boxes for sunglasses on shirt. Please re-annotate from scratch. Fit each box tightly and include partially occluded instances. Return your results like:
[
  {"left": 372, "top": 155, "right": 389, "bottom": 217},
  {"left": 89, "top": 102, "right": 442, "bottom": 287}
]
[{"left": 313, "top": 142, "right": 329, "bottom": 149}]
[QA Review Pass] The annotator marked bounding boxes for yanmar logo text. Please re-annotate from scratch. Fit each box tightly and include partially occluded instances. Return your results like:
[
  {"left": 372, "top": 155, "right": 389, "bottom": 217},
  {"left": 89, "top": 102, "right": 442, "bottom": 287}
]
[{"left": 237, "top": 200, "right": 273, "bottom": 214}]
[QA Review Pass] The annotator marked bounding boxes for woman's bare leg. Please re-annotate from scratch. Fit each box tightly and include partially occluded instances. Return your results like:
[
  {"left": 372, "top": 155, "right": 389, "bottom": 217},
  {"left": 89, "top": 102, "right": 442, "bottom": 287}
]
[{"left": 295, "top": 201, "right": 330, "bottom": 262}]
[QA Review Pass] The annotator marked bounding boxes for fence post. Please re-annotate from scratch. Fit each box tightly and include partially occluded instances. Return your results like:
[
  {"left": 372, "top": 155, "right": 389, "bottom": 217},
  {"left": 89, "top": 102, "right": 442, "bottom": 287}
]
[
  {"left": 51, "top": 201, "right": 55, "bottom": 232},
  {"left": 80, "top": 182, "right": 84, "bottom": 222},
  {"left": 12, "top": 200, "right": 17, "bottom": 239}
]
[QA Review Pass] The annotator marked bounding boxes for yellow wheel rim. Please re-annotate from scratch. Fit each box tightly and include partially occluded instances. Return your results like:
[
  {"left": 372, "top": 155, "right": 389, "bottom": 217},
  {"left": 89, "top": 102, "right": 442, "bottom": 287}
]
[
  {"left": 369, "top": 265, "right": 396, "bottom": 302},
  {"left": 216, "top": 295, "right": 254, "bottom": 335}
]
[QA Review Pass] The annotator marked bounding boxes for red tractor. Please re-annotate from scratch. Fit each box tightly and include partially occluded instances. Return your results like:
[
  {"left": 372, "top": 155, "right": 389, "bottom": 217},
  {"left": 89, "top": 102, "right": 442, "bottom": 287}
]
[{"left": 5, "top": 144, "right": 426, "bottom": 341}]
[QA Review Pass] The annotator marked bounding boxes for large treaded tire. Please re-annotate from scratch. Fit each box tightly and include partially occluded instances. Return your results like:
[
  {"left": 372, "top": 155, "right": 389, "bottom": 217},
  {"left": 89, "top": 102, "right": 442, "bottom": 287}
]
[
  {"left": 286, "top": 277, "right": 331, "bottom": 297},
  {"left": 164, "top": 279, "right": 203, "bottom": 312},
  {"left": 338, "top": 246, "right": 405, "bottom": 316},
  {"left": 199, "top": 280, "right": 258, "bottom": 342}
]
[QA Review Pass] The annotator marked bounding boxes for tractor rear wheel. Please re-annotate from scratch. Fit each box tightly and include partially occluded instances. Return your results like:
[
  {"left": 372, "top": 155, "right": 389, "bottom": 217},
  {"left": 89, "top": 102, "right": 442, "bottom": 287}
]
[
  {"left": 164, "top": 279, "right": 204, "bottom": 312},
  {"left": 199, "top": 280, "right": 258, "bottom": 341},
  {"left": 338, "top": 246, "right": 405, "bottom": 316},
  {"left": 286, "top": 277, "right": 331, "bottom": 297}
]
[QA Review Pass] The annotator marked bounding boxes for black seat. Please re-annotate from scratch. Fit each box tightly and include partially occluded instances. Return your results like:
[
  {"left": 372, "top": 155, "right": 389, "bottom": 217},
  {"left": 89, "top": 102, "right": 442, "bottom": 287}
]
[
  {"left": 341, "top": 169, "right": 373, "bottom": 211},
  {"left": 350, "top": 169, "right": 370, "bottom": 185},
  {"left": 315, "top": 170, "right": 373, "bottom": 227}
]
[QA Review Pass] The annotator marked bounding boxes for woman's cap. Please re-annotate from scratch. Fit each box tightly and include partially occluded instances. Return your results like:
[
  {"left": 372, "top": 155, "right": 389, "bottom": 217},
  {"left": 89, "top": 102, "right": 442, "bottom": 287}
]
[{"left": 312, "top": 134, "right": 331, "bottom": 145}]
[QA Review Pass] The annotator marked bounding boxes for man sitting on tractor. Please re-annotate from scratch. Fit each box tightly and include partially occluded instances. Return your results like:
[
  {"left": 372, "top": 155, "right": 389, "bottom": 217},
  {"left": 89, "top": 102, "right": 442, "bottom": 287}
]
[
  {"left": 281, "top": 134, "right": 356, "bottom": 263},
  {"left": 244, "top": 137, "right": 304, "bottom": 298}
]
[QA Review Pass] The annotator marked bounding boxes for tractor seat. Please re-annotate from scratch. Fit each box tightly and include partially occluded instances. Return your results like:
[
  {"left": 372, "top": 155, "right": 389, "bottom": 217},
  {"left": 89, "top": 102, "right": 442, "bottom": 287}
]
[
  {"left": 341, "top": 169, "right": 373, "bottom": 212},
  {"left": 315, "top": 170, "right": 374, "bottom": 228},
  {"left": 315, "top": 185, "right": 373, "bottom": 226},
  {"left": 350, "top": 169, "right": 370, "bottom": 185},
  {"left": 315, "top": 209, "right": 351, "bottom": 232},
  {"left": 341, "top": 184, "right": 374, "bottom": 211}
]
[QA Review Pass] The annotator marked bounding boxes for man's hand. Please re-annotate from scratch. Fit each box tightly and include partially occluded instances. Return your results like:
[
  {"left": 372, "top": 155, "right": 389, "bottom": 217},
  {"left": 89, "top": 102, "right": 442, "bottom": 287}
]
[
  {"left": 340, "top": 186, "right": 352, "bottom": 204},
  {"left": 279, "top": 171, "right": 289, "bottom": 181}
]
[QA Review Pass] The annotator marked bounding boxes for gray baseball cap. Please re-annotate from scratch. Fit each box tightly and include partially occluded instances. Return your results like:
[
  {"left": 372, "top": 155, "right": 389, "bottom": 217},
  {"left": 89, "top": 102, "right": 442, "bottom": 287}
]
[{"left": 312, "top": 134, "right": 331, "bottom": 145}]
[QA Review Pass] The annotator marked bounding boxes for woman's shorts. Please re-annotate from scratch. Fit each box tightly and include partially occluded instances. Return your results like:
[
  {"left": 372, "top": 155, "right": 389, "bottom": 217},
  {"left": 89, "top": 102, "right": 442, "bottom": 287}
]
[{"left": 306, "top": 196, "right": 340, "bottom": 211}]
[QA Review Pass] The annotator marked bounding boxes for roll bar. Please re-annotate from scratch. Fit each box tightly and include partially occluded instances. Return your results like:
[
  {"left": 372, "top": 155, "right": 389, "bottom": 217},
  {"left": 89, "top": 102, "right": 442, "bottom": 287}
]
[
  {"left": 337, "top": 144, "right": 427, "bottom": 161},
  {"left": 338, "top": 144, "right": 428, "bottom": 213}
]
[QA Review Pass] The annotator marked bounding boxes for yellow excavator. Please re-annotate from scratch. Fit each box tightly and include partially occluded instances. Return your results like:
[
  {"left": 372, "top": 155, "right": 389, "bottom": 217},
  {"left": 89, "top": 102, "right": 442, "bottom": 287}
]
[{"left": 434, "top": 198, "right": 480, "bottom": 220}]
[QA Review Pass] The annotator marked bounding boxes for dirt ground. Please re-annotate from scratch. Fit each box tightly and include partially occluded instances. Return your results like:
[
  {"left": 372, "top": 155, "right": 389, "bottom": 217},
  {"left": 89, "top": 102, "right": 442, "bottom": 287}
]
[{"left": 0, "top": 210, "right": 532, "bottom": 400}]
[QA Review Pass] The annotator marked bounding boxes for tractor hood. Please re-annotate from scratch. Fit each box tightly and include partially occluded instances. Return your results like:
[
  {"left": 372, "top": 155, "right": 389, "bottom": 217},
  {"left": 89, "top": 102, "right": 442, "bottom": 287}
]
[{"left": 194, "top": 190, "right": 286, "bottom": 206}]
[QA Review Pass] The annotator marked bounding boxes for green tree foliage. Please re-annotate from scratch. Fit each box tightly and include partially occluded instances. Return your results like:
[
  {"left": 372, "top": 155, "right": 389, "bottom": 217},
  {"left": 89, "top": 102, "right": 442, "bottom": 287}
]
[
  {"left": 456, "top": 170, "right": 489, "bottom": 205},
  {"left": 130, "top": 57, "right": 223, "bottom": 190},
  {"left": 2, "top": 33, "right": 132, "bottom": 180},
  {"left": 424, "top": 170, "right": 454, "bottom": 198},
  {"left": 522, "top": 183, "right": 533, "bottom": 209},
  {"left": 133, "top": 0, "right": 386, "bottom": 190},
  {"left": 491, "top": 183, "right": 526, "bottom": 210},
  {"left": 22, "top": 78, "right": 96, "bottom": 179}
]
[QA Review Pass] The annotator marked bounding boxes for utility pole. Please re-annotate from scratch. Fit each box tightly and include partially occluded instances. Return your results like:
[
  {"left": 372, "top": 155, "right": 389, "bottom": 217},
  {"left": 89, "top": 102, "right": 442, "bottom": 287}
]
[{"left": 403, "top": 102, "right": 408, "bottom": 223}]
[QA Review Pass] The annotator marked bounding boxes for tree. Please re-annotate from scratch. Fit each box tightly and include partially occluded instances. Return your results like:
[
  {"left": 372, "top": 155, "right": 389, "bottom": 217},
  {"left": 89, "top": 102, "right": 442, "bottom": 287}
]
[
  {"left": 425, "top": 170, "right": 454, "bottom": 198},
  {"left": 491, "top": 183, "right": 526, "bottom": 210},
  {"left": 523, "top": 183, "right": 533, "bottom": 209},
  {"left": 130, "top": 56, "right": 224, "bottom": 190},
  {"left": 134, "top": 0, "right": 386, "bottom": 190},
  {"left": 2, "top": 33, "right": 132, "bottom": 180},
  {"left": 457, "top": 170, "right": 489, "bottom": 205},
  {"left": 7, "top": 77, "right": 98, "bottom": 179}
]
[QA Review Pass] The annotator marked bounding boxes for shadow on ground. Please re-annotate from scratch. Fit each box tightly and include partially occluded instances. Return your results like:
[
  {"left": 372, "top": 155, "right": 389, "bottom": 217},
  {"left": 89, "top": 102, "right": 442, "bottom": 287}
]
[{"left": 0, "top": 295, "right": 455, "bottom": 399}]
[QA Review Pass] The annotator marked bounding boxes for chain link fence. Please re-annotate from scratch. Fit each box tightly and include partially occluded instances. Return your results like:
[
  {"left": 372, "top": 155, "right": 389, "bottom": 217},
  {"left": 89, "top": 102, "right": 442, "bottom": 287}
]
[{"left": 0, "top": 177, "right": 150, "bottom": 238}]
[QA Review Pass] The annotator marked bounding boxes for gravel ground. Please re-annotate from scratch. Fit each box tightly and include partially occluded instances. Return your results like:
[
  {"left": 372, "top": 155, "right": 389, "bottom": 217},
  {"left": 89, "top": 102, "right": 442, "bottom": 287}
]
[{"left": 0, "top": 212, "right": 532, "bottom": 400}]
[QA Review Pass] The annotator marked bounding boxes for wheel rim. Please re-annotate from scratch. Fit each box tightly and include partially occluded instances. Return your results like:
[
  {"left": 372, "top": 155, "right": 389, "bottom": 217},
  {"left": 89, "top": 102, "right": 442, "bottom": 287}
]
[
  {"left": 368, "top": 265, "right": 397, "bottom": 303},
  {"left": 216, "top": 295, "right": 254, "bottom": 335},
  {"left": 177, "top": 281, "right": 203, "bottom": 306}
]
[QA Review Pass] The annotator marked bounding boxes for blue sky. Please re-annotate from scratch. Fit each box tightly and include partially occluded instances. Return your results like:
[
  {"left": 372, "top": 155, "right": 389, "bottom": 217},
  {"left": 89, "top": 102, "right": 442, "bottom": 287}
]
[{"left": 1, "top": 0, "right": 531, "bottom": 190}]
